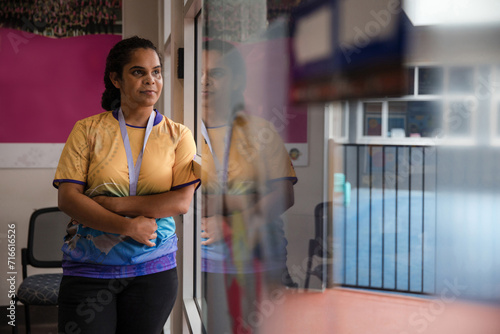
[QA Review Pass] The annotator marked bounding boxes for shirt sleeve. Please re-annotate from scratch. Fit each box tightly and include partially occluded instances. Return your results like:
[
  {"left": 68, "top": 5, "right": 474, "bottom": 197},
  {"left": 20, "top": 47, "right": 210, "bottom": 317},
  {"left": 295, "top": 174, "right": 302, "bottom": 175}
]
[
  {"left": 53, "top": 121, "right": 90, "bottom": 189},
  {"left": 263, "top": 121, "right": 298, "bottom": 185},
  {"left": 171, "top": 126, "right": 201, "bottom": 190}
]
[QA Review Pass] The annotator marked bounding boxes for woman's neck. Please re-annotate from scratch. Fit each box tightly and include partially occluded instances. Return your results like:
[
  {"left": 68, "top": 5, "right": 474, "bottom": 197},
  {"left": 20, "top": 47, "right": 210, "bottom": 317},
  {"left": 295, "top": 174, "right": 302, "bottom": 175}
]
[
  {"left": 203, "top": 106, "right": 231, "bottom": 128},
  {"left": 121, "top": 105, "right": 154, "bottom": 127}
]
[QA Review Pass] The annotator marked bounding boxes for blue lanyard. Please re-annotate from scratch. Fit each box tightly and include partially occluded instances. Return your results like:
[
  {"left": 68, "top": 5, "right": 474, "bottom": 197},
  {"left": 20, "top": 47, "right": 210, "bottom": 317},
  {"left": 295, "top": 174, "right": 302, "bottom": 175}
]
[
  {"left": 201, "top": 116, "right": 235, "bottom": 190},
  {"left": 118, "top": 108, "right": 155, "bottom": 196}
]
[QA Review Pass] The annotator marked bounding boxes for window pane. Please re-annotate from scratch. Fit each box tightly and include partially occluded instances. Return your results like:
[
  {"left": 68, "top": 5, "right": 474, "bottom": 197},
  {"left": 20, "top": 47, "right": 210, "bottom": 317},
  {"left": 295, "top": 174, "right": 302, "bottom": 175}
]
[
  {"left": 387, "top": 101, "right": 442, "bottom": 137},
  {"left": 447, "top": 100, "right": 472, "bottom": 137},
  {"left": 194, "top": 9, "right": 203, "bottom": 306},
  {"left": 330, "top": 102, "right": 348, "bottom": 140},
  {"left": 341, "top": 102, "right": 347, "bottom": 137},
  {"left": 407, "top": 101, "right": 442, "bottom": 137},
  {"left": 418, "top": 67, "right": 443, "bottom": 95},
  {"left": 407, "top": 67, "right": 415, "bottom": 95},
  {"left": 497, "top": 101, "right": 500, "bottom": 136},
  {"left": 388, "top": 101, "right": 407, "bottom": 137},
  {"left": 476, "top": 66, "right": 492, "bottom": 99},
  {"left": 363, "top": 102, "right": 382, "bottom": 136},
  {"left": 202, "top": 1, "right": 304, "bottom": 332},
  {"left": 448, "top": 67, "right": 474, "bottom": 94}
]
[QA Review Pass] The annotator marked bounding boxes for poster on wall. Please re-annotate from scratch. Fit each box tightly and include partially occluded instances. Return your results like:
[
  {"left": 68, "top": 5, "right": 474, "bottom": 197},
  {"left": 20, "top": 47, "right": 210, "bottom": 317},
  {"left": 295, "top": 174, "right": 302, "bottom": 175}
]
[
  {"left": 0, "top": 1, "right": 122, "bottom": 168},
  {"left": 0, "top": 0, "right": 122, "bottom": 38}
]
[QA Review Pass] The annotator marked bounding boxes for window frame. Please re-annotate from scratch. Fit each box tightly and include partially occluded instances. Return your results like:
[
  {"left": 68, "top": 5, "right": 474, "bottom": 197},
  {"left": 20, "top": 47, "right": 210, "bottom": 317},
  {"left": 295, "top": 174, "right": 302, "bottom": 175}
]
[
  {"left": 328, "top": 101, "right": 350, "bottom": 143},
  {"left": 355, "top": 65, "right": 480, "bottom": 146},
  {"left": 489, "top": 65, "right": 500, "bottom": 146},
  {"left": 181, "top": 0, "right": 203, "bottom": 333}
]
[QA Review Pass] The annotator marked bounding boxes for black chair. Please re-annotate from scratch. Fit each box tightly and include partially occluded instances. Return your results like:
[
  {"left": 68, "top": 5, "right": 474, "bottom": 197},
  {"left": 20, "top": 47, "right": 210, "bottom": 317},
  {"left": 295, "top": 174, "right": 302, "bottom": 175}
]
[
  {"left": 304, "top": 202, "right": 331, "bottom": 289},
  {"left": 12, "top": 207, "right": 69, "bottom": 334}
]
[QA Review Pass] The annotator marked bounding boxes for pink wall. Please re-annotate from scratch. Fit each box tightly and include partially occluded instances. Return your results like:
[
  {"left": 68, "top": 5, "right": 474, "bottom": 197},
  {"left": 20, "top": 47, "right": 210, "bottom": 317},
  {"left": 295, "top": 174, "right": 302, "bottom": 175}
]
[
  {"left": 239, "top": 38, "right": 308, "bottom": 144},
  {"left": 0, "top": 28, "right": 121, "bottom": 143}
]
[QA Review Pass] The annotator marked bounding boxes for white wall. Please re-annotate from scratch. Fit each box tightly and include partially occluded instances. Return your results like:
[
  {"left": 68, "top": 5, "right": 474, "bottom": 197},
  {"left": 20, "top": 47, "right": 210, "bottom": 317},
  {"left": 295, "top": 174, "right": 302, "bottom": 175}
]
[
  {"left": 284, "top": 105, "right": 326, "bottom": 289},
  {"left": 0, "top": 169, "right": 60, "bottom": 305},
  {"left": 122, "top": 0, "right": 159, "bottom": 42}
]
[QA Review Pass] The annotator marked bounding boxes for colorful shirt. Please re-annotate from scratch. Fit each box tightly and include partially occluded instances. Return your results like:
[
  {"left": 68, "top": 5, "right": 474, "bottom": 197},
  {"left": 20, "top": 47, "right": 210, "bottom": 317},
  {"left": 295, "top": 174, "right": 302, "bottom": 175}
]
[
  {"left": 201, "top": 112, "right": 297, "bottom": 274},
  {"left": 54, "top": 109, "right": 200, "bottom": 278}
]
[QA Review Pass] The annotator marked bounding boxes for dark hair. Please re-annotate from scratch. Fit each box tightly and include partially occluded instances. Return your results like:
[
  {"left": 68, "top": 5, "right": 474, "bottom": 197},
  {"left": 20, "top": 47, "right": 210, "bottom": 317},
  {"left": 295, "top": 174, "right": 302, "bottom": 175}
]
[
  {"left": 202, "top": 39, "right": 246, "bottom": 111},
  {"left": 101, "top": 36, "right": 163, "bottom": 110}
]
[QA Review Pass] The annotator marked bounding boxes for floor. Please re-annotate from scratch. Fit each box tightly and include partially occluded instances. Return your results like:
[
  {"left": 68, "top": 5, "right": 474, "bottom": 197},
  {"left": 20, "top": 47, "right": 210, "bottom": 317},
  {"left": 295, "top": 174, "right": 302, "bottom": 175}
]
[
  {"left": 4, "top": 289, "right": 500, "bottom": 334},
  {"left": 261, "top": 287, "right": 500, "bottom": 334}
]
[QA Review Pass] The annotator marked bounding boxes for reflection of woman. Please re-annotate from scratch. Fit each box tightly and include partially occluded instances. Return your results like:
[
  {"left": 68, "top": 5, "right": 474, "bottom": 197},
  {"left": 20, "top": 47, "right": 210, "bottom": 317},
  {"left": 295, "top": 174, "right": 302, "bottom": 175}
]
[
  {"left": 201, "top": 39, "right": 297, "bottom": 333},
  {"left": 54, "top": 36, "right": 200, "bottom": 333}
]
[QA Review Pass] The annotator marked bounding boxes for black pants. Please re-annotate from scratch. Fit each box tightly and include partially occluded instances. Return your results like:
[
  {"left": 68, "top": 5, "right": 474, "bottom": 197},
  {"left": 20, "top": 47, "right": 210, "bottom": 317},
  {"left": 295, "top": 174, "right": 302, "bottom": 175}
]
[{"left": 58, "top": 268, "right": 178, "bottom": 334}]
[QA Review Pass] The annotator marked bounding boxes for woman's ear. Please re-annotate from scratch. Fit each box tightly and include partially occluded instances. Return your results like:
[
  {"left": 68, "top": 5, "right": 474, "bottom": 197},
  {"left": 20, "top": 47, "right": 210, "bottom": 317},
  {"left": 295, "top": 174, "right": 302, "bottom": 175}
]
[{"left": 109, "top": 72, "right": 121, "bottom": 89}]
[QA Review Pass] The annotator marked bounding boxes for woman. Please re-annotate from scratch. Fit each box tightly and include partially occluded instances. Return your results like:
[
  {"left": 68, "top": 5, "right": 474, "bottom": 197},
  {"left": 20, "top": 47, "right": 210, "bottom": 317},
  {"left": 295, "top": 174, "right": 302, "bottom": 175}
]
[
  {"left": 54, "top": 36, "right": 200, "bottom": 333},
  {"left": 200, "top": 39, "right": 297, "bottom": 333}
]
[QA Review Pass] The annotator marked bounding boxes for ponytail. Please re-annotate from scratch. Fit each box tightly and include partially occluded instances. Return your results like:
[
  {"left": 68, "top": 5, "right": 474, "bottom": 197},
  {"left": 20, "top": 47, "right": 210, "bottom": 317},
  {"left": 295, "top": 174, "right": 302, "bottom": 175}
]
[{"left": 101, "top": 75, "right": 121, "bottom": 110}]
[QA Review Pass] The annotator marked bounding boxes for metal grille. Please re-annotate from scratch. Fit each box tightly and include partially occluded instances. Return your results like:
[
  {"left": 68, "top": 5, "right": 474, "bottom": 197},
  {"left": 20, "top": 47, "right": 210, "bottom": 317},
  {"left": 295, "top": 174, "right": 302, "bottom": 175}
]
[{"left": 333, "top": 144, "right": 437, "bottom": 295}]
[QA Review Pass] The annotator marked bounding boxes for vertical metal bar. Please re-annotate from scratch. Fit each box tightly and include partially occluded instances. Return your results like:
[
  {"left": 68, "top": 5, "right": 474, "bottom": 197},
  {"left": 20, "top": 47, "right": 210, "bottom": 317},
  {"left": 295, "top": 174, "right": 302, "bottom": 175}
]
[
  {"left": 369, "top": 145, "right": 373, "bottom": 287},
  {"left": 194, "top": 189, "right": 198, "bottom": 298},
  {"left": 193, "top": 13, "right": 199, "bottom": 147},
  {"left": 382, "top": 146, "right": 386, "bottom": 289},
  {"left": 421, "top": 147, "right": 426, "bottom": 293},
  {"left": 395, "top": 146, "right": 399, "bottom": 290},
  {"left": 434, "top": 148, "right": 438, "bottom": 294},
  {"left": 193, "top": 14, "right": 199, "bottom": 299},
  {"left": 343, "top": 145, "right": 347, "bottom": 285},
  {"left": 356, "top": 145, "right": 360, "bottom": 286},
  {"left": 408, "top": 146, "right": 412, "bottom": 292}
]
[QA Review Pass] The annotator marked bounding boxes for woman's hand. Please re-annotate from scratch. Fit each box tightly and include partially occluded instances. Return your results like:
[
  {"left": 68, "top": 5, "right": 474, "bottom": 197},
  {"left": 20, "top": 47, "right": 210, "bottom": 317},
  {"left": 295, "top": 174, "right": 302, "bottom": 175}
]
[
  {"left": 201, "top": 215, "right": 225, "bottom": 245},
  {"left": 69, "top": 195, "right": 157, "bottom": 247},
  {"left": 127, "top": 216, "right": 158, "bottom": 247}
]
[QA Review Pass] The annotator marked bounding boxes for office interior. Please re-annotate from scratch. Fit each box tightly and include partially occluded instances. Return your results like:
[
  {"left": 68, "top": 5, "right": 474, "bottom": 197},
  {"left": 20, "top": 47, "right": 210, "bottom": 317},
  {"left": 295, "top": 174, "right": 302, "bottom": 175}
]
[{"left": 2, "top": 0, "right": 500, "bottom": 333}]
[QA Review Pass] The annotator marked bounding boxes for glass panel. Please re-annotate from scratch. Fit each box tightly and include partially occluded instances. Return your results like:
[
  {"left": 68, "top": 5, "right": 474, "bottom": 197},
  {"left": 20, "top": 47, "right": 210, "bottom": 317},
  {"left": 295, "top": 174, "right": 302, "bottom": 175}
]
[
  {"left": 388, "top": 101, "right": 407, "bottom": 137},
  {"left": 387, "top": 101, "right": 443, "bottom": 138},
  {"left": 447, "top": 100, "right": 472, "bottom": 137},
  {"left": 448, "top": 67, "right": 474, "bottom": 94},
  {"left": 407, "top": 101, "right": 442, "bottom": 137},
  {"left": 330, "top": 102, "right": 348, "bottom": 140},
  {"left": 194, "top": 11, "right": 203, "bottom": 149},
  {"left": 363, "top": 102, "right": 382, "bottom": 136},
  {"left": 407, "top": 67, "right": 415, "bottom": 95},
  {"left": 202, "top": 1, "right": 306, "bottom": 333},
  {"left": 476, "top": 66, "right": 492, "bottom": 101},
  {"left": 418, "top": 67, "right": 443, "bottom": 95},
  {"left": 341, "top": 102, "right": 348, "bottom": 138},
  {"left": 497, "top": 101, "right": 500, "bottom": 137},
  {"left": 194, "top": 8, "right": 203, "bottom": 308}
]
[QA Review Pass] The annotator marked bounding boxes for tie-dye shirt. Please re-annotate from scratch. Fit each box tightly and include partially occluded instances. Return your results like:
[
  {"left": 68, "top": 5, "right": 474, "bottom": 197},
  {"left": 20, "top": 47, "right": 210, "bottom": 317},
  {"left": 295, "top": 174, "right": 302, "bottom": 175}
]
[
  {"left": 201, "top": 112, "right": 297, "bottom": 274},
  {"left": 54, "top": 109, "right": 200, "bottom": 279}
]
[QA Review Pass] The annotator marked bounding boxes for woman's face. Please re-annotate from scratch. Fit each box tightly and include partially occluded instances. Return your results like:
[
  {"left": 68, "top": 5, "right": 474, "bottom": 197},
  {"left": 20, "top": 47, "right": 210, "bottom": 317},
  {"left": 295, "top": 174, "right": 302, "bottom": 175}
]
[
  {"left": 201, "top": 50, "right": 234, "bottom": 114},
  {"left": 112, "top": 48, "right": 163, "bottom": 110}
]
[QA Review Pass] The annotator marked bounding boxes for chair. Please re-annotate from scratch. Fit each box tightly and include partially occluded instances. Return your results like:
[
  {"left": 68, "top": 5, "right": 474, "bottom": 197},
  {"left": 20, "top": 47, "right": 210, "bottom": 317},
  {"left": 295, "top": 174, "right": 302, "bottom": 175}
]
[
  {"left": 304, "top": 202, "right": 331, "bottom": 289},
  {"left": 12, "top": 207, "right": 69, "bottom": 334},
  {"left": 304, "top": 174, "right": 351, "bottom": 289}
]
